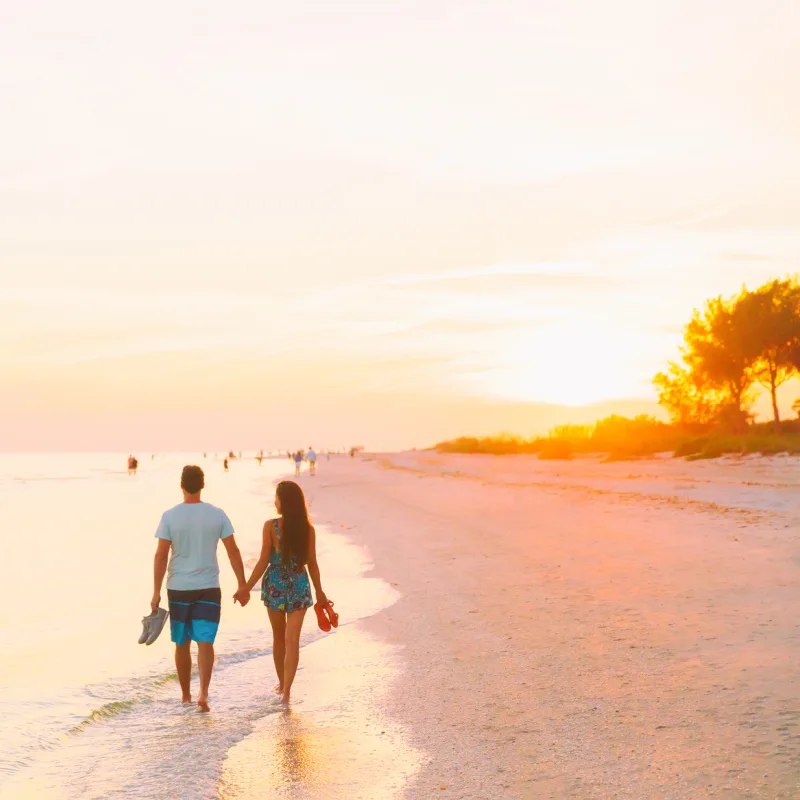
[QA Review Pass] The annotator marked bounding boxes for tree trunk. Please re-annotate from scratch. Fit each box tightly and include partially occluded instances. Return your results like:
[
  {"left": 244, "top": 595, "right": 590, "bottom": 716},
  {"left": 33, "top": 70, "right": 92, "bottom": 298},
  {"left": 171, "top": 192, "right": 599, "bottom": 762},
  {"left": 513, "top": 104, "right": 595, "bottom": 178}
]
[
  {"left": 770, "top": 361, "right": 781, "bottom": 429},
  {"left": 772, "top": 382, "right": 781, "bottom": 427}
]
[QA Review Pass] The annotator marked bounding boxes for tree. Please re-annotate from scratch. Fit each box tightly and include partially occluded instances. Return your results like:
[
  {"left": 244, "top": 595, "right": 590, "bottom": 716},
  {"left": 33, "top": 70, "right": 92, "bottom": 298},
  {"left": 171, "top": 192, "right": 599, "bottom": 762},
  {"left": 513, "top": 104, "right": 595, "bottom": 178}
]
[
  {"left": 681, "top": 294, "right": 756, "bottom": 422},
  {"left": 656, "top": 293, "right": 756, "bottom": 431},
  {"left": 736, "top": 278, "right": 800, "bottom": 426},
  {"left": 653, "top": 362, "right": 722, "bottom": 427}
]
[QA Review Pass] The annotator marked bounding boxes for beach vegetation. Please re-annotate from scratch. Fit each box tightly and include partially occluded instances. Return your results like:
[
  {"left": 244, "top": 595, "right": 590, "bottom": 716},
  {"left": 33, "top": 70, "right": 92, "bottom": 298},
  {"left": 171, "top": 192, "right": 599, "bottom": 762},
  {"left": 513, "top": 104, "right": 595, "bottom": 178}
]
[{"left": 436, "top": 276, "right": 800, "bottom": 460}]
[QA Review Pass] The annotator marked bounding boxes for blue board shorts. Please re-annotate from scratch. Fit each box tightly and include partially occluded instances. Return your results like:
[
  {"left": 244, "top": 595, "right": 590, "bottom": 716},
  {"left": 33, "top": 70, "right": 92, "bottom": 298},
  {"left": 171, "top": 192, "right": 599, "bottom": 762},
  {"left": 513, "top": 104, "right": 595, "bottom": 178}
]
[{"left": 167, "top": 587, "right": 221, "bottom": 645}]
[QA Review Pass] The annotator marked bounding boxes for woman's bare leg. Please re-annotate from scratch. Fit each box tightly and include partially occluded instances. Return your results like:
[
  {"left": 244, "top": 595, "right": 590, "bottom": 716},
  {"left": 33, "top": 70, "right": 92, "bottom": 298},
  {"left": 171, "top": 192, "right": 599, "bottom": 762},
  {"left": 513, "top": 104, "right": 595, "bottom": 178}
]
[
  {"left": 280, "top": 608, "right": 307, "bottom": 704},
  {"left": 268, "top": 609, "right": 287, "bottom": 694}
]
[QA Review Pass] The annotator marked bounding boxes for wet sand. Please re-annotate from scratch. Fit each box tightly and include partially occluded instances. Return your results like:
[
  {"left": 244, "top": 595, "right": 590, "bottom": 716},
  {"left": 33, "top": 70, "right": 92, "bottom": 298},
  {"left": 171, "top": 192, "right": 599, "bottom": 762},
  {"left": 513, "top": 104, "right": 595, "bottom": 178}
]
[{"left": 298, "top": 452, "right": 800, "bottom": 799}]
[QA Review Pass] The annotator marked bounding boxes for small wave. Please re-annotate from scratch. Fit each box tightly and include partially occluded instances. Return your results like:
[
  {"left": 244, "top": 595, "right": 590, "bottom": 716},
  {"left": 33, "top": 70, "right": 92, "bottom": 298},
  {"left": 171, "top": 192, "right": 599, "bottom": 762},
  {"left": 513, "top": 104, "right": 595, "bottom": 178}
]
[
  {"left": 70, "top": 699, "right": 139, "bottom": 733},
  {"left": 70, "top": 646, "right": 275, "bottom": 736}
]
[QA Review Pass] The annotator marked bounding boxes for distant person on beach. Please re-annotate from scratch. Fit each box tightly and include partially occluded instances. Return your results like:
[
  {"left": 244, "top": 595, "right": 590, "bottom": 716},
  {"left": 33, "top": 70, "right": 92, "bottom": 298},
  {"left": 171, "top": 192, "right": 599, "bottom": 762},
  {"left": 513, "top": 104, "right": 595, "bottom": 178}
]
[
  {"left": 223, "top": 457, "right": 229, "bottom": 472},
  {"left": 236, "top": 480, "right": 329, "bottom": 705},
  {"left": 307, "top": 447, "right": 317, "bottom": 476},
  {"left": 294, "top": 451, "right": 302, "bottom": 476},
  {"left": 150, "top": 465, "right": 248, "bottom": 712}
]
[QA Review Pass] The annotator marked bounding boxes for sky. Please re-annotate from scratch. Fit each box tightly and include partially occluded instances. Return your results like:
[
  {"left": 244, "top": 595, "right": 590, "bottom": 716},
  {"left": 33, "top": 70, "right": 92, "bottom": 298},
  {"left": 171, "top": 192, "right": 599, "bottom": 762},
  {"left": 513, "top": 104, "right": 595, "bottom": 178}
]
[{"left": 2, "top": 0, "right": 800, "bottom": 450}]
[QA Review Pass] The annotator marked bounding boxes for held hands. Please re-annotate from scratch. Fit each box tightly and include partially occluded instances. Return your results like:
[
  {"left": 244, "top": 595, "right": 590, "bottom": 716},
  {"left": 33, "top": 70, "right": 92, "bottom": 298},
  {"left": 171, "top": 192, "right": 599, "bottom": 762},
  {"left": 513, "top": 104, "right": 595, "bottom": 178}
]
[{"left": 233, "top": 584, "right": 251, "bottom": 607}]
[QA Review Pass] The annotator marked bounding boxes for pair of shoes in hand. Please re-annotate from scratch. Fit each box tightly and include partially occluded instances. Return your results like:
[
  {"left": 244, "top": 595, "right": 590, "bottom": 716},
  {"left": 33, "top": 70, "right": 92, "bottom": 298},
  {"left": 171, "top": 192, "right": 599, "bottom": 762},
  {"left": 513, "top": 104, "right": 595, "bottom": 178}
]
[
  {"left": 313, "top": 600, "right": 339, "bottom": 632},
  {"left": 138, "top": 608, "right": 169, "bottom": 645}
]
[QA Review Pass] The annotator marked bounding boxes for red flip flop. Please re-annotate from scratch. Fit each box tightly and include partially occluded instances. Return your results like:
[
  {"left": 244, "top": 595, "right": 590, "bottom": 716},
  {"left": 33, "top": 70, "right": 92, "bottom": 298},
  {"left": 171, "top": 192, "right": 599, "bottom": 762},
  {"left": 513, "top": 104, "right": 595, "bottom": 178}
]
[
  {"left": 323, "top": 600, "right": 339, "bottom": 629},
  {"left": 314, "top": 602, "right": 332, "bottom": 632}
]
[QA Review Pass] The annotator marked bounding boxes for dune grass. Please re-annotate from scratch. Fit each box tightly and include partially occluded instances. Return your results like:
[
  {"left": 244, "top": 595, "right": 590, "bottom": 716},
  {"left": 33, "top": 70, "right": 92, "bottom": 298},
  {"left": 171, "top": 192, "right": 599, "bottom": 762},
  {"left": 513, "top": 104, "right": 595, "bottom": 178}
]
[{"left": 434, "top": 417, "right": 800, "bottom": 461}]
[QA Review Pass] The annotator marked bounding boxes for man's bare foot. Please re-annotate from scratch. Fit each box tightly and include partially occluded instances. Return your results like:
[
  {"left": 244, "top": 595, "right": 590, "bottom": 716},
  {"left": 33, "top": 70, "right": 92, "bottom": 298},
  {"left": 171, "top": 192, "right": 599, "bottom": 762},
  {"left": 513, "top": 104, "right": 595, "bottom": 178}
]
[{"left": 198, "top": 698, "right": 210, "bottom": 713}]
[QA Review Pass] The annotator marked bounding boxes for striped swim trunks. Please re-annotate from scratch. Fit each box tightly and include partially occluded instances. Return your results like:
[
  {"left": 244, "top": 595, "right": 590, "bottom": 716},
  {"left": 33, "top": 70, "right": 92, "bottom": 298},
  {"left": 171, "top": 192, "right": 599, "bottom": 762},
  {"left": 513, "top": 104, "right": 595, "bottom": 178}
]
[{"left": 167, "top": 587, "right": 222, "bottom": 645}]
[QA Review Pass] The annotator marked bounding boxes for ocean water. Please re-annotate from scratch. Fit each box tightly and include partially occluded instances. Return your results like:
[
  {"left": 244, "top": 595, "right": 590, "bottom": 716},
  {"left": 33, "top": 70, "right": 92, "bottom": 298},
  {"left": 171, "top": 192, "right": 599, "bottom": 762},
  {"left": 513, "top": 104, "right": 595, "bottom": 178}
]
[{"left": 0, "top": 454, "right": 419, "bottom": 799}]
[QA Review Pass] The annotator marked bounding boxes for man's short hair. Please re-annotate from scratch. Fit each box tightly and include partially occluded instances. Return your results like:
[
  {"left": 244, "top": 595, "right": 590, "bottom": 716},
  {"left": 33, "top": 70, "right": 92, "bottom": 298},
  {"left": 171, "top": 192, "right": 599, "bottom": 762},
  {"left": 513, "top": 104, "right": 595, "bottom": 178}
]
[{"left": 181, "top": 465, "right": 205, "bottom": 494}]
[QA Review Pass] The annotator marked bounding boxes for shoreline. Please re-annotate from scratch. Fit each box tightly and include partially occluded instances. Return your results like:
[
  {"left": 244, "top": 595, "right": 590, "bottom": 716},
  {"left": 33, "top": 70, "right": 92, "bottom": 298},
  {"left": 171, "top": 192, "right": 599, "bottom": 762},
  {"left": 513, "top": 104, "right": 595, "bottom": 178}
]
[
  {"left": 5, "top": 451, "right": 800, "bottom": 797},
  {"left": 0, "top": 457, "right": 417, "bottom": 800},
  {"left": 299, "top": 451, "right": 800, "bottom": 798}
]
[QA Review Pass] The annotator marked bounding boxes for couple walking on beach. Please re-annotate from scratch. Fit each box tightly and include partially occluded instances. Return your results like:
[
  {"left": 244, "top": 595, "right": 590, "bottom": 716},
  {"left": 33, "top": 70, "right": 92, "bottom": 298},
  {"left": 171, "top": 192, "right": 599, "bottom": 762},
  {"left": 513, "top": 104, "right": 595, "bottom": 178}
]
[{"left": 148, "top": 465, "right": 332, "bottom": 712}]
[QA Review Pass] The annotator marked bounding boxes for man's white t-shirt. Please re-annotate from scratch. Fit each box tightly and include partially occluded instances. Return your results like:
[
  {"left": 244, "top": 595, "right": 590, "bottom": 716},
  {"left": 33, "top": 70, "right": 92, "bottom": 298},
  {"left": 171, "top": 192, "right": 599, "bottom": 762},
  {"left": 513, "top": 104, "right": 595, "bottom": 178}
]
[
  {"left": 308, "top": 449, "right": 317, "bottom": 462},
  {"left": 155, "top": 502, "right": 234, "bottom": 591}
]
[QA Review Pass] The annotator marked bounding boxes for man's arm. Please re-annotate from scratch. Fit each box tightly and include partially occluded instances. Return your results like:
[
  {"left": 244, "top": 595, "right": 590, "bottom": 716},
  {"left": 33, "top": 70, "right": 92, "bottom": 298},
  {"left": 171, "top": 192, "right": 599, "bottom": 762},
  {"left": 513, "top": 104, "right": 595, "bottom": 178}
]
[
  {"left": 222, "top": 535, "right": 248, "bottom": 604},
  {"left": 152, "top": 538, "right": 171, "bottom": 612}
]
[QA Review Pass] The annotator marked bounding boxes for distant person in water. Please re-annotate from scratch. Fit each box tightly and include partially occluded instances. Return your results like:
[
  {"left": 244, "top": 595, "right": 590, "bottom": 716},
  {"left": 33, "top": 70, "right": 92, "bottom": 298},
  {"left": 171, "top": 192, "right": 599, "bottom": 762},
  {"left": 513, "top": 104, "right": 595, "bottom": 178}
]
[
  {"left": 237, "top": 481, "right": 329, "bottom": 705},
  {"left": 294, "top": 451, "right": 302, "bottom": 476},
  {"left": 128, "top": 455, "right": 139, "bottom": 475},
  {"left": 307, "top": 447, "right": 317, "bottom": 476},
  {"left": 223, "top": 457, "right": 229, "bottom": 472},
  {"left": 151, "top": 465, "right": 248, "bottom": 712}
]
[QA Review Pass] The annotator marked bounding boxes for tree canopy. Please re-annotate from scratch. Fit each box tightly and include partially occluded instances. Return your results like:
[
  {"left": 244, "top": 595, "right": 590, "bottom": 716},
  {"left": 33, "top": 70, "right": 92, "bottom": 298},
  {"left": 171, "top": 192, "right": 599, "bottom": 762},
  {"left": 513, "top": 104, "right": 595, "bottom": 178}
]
[{"left": 654, "top": 277, "right": 800, "bottom": 430}]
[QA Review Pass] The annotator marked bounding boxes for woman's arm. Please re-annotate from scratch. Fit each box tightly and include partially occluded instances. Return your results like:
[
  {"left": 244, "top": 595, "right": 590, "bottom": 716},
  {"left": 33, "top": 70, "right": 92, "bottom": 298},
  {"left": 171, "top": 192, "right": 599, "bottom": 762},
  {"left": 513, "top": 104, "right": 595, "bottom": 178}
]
[
  {"left": 244, "top": 521, "right": 274, "bottom": 591},
  {"left": 306, "top": 525, "right": 327, "bottom": 605}
]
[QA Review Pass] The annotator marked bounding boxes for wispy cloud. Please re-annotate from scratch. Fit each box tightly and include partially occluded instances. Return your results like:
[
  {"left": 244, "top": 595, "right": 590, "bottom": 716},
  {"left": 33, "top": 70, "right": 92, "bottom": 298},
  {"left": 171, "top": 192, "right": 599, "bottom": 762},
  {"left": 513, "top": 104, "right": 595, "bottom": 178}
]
[{"left": 382, "top": 262, "right": 613, "bottom": 288}]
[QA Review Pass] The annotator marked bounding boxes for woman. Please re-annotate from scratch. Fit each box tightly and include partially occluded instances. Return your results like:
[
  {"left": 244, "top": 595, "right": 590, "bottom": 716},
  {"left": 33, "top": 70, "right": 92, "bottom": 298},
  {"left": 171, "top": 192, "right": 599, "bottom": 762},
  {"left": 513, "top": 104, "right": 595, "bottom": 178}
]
[
  {"left": 293, "top": 451, "right": 302, "bottom": 476},
  {"left": 238, "top": 480, "right": 328, "bottom": 704}
]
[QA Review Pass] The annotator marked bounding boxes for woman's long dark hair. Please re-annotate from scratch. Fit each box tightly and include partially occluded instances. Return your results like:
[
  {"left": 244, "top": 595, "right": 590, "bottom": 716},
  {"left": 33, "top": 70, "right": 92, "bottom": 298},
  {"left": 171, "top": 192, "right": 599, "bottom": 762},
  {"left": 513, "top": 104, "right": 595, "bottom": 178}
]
[{"left": 276, "top": 480, "right": 310, "bottom": 568}]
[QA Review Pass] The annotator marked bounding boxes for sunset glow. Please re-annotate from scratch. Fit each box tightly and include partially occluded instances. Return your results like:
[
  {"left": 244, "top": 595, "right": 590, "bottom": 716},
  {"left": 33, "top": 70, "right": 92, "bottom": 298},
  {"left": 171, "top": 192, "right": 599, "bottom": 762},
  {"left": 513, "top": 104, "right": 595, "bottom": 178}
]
[{"left": 3, "top": 1, "right": 800, "bottom": 449}]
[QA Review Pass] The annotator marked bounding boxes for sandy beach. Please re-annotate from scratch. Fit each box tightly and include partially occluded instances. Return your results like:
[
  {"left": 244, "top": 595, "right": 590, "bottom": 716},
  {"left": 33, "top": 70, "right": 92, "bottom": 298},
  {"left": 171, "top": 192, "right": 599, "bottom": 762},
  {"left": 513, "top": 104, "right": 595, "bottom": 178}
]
[
  {"left": 297, "top": 451, "right": 800, "bottom": 798},
  {"left": 4, "top": 451, "right": 800, "bottom": 799}
]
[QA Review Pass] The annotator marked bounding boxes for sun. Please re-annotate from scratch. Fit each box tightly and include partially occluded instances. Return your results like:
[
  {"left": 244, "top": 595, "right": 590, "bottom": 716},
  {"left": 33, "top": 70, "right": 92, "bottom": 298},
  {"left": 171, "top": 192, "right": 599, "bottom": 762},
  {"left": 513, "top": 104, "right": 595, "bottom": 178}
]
[{"left": 478, "top": 322, "right": 649, "bottom": 407}]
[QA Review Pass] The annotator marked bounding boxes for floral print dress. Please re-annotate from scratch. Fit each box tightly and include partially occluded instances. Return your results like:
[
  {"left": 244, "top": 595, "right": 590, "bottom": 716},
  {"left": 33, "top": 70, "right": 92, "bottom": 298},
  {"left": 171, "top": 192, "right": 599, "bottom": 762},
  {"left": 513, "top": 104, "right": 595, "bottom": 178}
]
[{"left": 261, "top": 519, "right": 313, "bottom": 613}]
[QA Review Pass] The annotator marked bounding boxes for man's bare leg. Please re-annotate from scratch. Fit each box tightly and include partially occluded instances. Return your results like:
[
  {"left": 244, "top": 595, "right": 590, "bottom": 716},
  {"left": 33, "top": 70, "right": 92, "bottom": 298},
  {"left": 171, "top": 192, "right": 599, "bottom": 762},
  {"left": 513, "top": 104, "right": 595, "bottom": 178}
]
[
  {"left": 268, "top": 609, "right": 287, "bottom": 694},
  {"left": 175, "top": 641, "right": 192, "bottom": 703},
  {"left": 280, "top": 608, "right": 307, "bottom": 704},
  {"left": 197, "top": 642, "right": 214, "bottom": 712}
]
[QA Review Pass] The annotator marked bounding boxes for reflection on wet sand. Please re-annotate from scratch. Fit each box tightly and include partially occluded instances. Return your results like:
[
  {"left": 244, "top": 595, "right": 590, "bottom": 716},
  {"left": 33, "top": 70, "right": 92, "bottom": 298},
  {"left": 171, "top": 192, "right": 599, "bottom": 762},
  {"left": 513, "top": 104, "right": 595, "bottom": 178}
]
[
  {"left": 275, "top": 714, "right": 313, "bottom": 782},
  {"left": 218, "top": 627, "right": 422, "bottom": 800}
]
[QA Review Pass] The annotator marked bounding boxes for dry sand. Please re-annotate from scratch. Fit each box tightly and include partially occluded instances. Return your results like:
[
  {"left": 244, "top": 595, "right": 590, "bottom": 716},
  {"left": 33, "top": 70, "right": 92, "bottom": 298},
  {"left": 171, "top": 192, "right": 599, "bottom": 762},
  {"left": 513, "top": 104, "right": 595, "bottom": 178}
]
[{"left": 298, "top": 452, "right": 800, "bottom": 799}]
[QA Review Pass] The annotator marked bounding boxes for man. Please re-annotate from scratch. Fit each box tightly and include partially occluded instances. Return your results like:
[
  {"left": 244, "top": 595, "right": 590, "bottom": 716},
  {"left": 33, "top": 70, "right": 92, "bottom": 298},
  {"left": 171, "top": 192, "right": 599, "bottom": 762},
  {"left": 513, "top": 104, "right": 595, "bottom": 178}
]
[
  {"left": 307, "top": 446, "right": 317, "bottom": 475},
  {"left": 151, "top": 465, "right": 249, "bottom": 712}
]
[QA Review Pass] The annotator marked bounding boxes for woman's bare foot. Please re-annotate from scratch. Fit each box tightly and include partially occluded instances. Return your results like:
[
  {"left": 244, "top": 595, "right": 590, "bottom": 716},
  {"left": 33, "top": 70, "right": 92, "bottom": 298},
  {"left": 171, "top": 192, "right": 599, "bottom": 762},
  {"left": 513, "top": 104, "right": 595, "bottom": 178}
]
[
  {"left": 181, "top": 694, "right": 193, "bottom": 705},
  {"left": 197, "top": 698, "right": 210, "bottom": 713},
  {"left": 273, "top": 684, "right": 283, "bottom": 695},
  {"left": 279, "top": 691, "right": 290, "bottom": 705}
]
